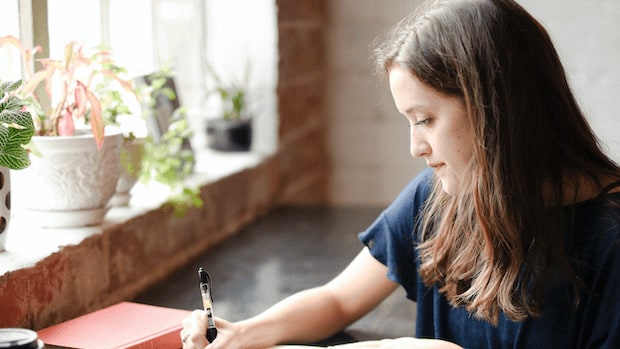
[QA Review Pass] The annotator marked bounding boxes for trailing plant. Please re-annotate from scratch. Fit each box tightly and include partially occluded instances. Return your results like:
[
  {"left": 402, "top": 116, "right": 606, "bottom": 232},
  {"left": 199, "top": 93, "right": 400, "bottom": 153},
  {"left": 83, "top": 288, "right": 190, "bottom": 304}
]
[
  {"left": 136, "top": 68, "right": 203, "bottom": 216},
  {"left": 139, "top": 109, "right": 202, "bottom": 217}
]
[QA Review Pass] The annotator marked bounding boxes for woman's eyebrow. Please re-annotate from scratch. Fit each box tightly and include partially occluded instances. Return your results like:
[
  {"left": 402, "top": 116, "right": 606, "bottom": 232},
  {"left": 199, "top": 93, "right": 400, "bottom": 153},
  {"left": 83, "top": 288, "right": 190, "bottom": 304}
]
[{"left": 404, "top": 103, "right": 427, "bottom": 115}]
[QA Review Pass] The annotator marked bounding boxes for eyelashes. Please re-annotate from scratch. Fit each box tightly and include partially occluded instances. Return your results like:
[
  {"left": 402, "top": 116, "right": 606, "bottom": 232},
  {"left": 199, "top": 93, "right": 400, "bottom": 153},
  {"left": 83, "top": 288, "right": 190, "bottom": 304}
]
[
  {"left": 403, "top": 113, "right": 430, "bottom": 128},
  {"left": 414, "top": 118, "right": 430, "bottom": 126}
]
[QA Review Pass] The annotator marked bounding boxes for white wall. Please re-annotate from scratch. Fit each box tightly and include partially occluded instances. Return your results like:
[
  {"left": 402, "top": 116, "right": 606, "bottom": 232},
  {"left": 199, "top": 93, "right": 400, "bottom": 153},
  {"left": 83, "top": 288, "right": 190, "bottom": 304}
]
[
  {"left": 326, "top": 0, "right": 620, "bottom": 206},
  {"left": 326, "top": 0, "right": 425, "bottom": 206},
  {"left": 519, "top": 0, "right": 620, "bottom": 160}
]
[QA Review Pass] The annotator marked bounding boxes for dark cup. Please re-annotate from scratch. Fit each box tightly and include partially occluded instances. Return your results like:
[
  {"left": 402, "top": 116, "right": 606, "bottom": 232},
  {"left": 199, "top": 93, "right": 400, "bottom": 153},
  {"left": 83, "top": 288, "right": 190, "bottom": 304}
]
[{"left": 0, "top": 329, "right": 44, "bottom": 349}]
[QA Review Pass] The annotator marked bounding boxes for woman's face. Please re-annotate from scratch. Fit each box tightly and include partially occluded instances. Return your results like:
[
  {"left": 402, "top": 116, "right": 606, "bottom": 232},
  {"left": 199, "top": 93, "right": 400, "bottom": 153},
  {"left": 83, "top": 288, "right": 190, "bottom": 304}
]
[{"left": 389, "top": 64, "right": 474, "bottom": 194}]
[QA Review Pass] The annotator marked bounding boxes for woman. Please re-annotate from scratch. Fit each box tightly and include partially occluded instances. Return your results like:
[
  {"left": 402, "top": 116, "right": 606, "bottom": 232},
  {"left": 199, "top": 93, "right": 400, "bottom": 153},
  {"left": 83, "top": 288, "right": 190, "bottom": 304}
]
[{"left": 181, "top": 0, "right": 620, "bottom": 347}]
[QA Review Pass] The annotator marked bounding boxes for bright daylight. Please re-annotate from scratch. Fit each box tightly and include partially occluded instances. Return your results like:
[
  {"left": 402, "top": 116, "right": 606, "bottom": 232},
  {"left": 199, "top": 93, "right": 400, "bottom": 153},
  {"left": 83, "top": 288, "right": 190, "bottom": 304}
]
[{"left": 0, "top": 1, "right": 619, "bottom": 348}]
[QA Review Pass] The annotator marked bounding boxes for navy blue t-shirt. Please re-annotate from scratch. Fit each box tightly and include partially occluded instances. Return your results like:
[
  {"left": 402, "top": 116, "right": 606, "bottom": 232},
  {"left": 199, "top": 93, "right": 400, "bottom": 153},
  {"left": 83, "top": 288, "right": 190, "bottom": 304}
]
[{"left": 359, "top": 168, "right": 620, "bottom": 348}]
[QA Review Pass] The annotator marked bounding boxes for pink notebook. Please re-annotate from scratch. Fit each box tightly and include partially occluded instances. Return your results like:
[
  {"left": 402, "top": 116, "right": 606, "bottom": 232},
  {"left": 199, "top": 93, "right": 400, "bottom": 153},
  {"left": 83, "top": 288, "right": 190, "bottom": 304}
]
[{"left": 38, "top": 302, "right": 191, "bottom": 349}]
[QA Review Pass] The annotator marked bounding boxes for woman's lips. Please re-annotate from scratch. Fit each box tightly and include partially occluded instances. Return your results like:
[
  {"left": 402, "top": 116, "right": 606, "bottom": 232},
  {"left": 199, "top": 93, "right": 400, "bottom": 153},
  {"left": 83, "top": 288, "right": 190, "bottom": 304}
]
[{"left": 429, "top": 163, "right": 443, "bottom": 171}]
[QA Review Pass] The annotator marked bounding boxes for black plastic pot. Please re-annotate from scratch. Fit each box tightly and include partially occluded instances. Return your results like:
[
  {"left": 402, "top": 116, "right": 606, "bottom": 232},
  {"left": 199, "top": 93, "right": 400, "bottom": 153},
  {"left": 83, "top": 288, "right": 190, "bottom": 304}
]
[{"left": 205, "top": 118, "right": 252, "bottom": 152}]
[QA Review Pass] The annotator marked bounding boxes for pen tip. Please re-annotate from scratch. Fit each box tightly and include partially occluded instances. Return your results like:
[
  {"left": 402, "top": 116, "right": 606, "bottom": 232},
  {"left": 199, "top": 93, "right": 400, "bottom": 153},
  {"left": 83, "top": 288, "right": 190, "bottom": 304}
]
[{"left": 198, "top": 267, "right": 209, "bottom": 284}]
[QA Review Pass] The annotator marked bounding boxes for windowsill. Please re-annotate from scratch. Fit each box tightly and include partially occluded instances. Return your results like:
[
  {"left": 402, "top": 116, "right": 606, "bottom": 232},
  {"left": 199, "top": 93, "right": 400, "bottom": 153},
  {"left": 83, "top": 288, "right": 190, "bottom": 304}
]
[{"left": 0, "top": 147, "right": 266, "bottom": 276}]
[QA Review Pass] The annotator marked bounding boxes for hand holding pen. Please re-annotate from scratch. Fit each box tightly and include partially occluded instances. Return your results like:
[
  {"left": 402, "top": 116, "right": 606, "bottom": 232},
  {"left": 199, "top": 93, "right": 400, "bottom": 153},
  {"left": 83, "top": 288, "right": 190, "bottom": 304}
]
[{"left": 198, "top": 267, "right": 218, "bottom": 342}]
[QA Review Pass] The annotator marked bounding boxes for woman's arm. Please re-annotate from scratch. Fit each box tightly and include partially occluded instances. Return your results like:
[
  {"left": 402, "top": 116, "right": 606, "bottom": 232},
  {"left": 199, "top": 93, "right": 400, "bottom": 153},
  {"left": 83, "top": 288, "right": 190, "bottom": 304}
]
[
  {"left": 182, "top": 247, "right": 399, "bottom": 349},
  {"left": 240, "top": 247, "right": 400, "bottom": 345}
]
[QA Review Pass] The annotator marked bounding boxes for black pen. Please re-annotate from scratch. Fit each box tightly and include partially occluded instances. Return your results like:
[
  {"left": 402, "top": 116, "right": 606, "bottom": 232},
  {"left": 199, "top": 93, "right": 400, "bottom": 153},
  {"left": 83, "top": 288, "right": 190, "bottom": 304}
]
[{"left": 198, "top": 267, "right": 218, "bottom": 342}]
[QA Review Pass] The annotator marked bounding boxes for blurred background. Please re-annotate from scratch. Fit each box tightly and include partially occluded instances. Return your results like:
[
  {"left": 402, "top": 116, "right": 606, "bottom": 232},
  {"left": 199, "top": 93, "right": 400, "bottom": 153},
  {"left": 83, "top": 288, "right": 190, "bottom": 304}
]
[
  {"left": 1, "top": 0, "right": 618, "bottom": 206},
  {"left": 326, "top": 0, "right": 620, "bottom": 204}
]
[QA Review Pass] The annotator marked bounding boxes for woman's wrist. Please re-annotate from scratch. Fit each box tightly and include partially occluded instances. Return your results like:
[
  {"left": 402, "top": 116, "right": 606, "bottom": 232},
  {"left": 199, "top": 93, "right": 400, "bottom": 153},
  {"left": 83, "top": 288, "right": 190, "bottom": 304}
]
[{"left": 234, "top": 317, "right": 280, "bottom": 349}]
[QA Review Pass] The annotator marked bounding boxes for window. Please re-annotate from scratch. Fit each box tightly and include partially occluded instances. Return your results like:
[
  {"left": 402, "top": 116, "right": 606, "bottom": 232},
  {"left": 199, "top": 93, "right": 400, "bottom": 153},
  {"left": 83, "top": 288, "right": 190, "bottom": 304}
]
[
  {"left": 48, "top": 0, "right": 102, "bottom": 55},
  {"left": 0, "top": 0, "right": 277, "bottom": 153},
  {"left": 1, "top": 0, "right": 277, "bottom": 274},
  {"left": 0, "top": 0, "right": 20, "bottom": 81}
]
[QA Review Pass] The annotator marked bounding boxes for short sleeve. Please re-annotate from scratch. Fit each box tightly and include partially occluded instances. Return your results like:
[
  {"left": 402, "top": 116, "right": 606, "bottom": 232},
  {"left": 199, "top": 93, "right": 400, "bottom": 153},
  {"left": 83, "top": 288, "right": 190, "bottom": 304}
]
[
  {"left": 587, "top": 245, "right": 620, "bottom": 348},
  {"left": 576, "top": 211, "right": 620, "bottom": 348},
  {"left": 358, "top": 168, "right": 433, "bottom": 300}
]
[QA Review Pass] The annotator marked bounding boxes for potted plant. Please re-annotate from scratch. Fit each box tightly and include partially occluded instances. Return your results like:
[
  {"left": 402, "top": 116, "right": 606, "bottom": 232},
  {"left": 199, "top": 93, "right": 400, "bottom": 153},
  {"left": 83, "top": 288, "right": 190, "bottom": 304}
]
[
  {"left": 133, "top": 68, "right": 203, "bottom": 217},
  {"left": 204, "top": 65, "right": 252, "bottom": 152},
  {"left": 0, "top": 80, "right": 35, "bottom": 170},
  {"left": 0, "top": 36, "right": 124, "bottom": 228},
  {"left": 88, "top": 47, "right": 148, "bottom": 207},
  {"left": 91, "top": 57, "right": 202, "bottom": 215},
  {"left": 2, "top": 37, "right": 203, "bottom": 221},
  {"left": 0, "top": 79, "right": 36, "bottom": 250}
]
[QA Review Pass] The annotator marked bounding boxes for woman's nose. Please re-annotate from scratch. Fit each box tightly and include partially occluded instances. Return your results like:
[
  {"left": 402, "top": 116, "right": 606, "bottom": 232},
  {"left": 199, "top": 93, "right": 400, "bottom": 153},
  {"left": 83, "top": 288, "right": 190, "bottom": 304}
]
[{"left": 410, "top": 132, "right": 430, "bottom": 158}]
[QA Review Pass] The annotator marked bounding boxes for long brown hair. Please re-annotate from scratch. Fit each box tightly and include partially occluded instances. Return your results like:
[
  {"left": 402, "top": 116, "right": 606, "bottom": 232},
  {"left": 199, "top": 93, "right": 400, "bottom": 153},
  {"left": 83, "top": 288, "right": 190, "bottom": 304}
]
[{"left": 372, "top": 0, "right": 620, "bottom": 324}]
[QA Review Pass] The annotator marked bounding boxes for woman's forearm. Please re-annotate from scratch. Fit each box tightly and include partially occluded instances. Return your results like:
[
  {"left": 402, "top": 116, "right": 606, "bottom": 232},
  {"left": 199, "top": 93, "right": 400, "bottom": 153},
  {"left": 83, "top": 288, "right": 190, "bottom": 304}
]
[
  {"left": 234, "top": 286, "right": 355, "bottom": 348},
  {"left": 184, "top": 249, "right": 397, "bottom": 349},
  {"left": 232, "top": 249, "right": 398, "bottom": 348}
]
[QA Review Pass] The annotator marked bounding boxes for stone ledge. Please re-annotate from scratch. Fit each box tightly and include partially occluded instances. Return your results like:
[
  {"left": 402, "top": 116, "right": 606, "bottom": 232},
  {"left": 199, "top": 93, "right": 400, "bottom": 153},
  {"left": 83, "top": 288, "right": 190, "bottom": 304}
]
[{"left": 0, "top": 149, "right": 282, "bottom": 329}]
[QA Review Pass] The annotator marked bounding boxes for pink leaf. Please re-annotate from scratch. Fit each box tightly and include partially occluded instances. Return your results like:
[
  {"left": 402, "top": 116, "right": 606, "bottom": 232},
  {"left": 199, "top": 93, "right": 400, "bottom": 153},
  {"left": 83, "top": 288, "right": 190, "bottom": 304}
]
[
  {"left": 84, "top": 86, "right": 105, "bottom": 150},
  {"left": 58, "top": 107, "right": 75, "bottom": 136},
  {"left": 20, "top": 68, "right": 53, "bottom": 95},
  {"left": 73, "top": 82, "right": 88, "bottom": 117}
]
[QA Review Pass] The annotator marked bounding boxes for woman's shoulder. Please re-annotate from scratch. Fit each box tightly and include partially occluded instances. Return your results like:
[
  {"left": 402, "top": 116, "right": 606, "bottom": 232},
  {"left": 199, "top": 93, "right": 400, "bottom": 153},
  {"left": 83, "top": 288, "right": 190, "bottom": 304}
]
[
  {"left": 571, "top": 192, "right": 620, "bottom": 261},
  {"left": 574, "top": 191, "right": 620, "bottom": 231}
]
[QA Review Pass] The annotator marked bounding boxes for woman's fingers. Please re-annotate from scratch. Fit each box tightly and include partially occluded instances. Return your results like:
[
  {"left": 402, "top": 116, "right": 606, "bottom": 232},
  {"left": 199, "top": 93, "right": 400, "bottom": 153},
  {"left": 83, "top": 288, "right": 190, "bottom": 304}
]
[{"left": 181, "top": 310, "right": 209, "bottom": 349}]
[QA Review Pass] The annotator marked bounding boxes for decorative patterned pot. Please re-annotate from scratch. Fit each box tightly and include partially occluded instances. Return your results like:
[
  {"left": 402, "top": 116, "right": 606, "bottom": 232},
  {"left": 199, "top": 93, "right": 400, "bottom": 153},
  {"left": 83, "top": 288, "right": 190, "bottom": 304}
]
[
  {"left": 0, "top": 166, "right": 10, "bottom": 251},
  {"left": 15, "top": 127, "right": 123, "bottom": 228}
]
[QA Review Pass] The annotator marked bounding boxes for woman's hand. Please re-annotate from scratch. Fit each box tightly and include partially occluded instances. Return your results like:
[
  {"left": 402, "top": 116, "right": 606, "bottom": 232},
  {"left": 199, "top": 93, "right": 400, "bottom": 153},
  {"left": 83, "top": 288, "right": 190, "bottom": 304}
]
[
  {"left": 327, "top": 337, "right": 463, "bottom": 349},
  {"left": 181, "top": 311, "right": 242, "bottom": 349},
  {"left": 180, "top": 310, "right": 209, "bottom": 348}
]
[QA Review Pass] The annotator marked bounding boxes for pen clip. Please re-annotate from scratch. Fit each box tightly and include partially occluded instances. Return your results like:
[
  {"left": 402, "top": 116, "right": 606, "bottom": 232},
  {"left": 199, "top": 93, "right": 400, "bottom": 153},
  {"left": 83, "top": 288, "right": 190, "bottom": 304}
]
[
  {"left": 198, "top": 266, "right": 218, "bottom": 340},
  {"left": 198, "top": 267, "right": 213, "bottom": 301}
]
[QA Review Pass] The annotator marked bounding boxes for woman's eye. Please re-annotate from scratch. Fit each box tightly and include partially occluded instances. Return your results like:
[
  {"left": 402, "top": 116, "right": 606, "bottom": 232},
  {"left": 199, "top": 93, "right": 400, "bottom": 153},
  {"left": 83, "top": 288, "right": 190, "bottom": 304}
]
[{"left": 414, "top": 118, "right": 430, "bottom": 126}]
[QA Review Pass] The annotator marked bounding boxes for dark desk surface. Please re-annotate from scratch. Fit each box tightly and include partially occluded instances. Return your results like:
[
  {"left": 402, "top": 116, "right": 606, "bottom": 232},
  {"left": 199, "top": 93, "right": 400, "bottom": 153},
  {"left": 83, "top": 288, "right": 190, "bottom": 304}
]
[{"left": 134, "top": 206, "right": 417, "bottom": 345}]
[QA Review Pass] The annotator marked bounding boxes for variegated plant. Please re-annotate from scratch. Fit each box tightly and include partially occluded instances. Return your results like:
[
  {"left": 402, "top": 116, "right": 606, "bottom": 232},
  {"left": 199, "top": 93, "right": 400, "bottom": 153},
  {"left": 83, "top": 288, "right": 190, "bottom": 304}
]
[
  {"left": 0, "top": 36, "right": 134, "bottom": 150},
  {"left": 0, "top": 80, "right": 35, "bottom": 170}
]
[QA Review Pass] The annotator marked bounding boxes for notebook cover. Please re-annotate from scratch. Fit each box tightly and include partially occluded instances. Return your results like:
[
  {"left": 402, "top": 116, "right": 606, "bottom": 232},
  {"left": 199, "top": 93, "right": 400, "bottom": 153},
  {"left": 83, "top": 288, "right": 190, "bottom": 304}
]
[{"left": 37, "top": 302, "right": 191, "bottom": 349}]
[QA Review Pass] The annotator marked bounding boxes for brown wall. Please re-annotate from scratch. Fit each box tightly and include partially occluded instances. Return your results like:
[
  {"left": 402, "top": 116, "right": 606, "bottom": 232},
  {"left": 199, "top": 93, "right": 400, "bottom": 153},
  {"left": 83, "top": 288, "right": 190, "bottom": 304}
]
[{"left": 277, "top": 0, "right": 329, "bottom": 204}]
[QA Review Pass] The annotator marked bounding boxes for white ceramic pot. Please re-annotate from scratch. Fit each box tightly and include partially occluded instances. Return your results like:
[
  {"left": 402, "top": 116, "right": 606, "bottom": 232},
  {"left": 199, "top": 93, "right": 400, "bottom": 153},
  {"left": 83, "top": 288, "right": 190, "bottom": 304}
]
[
  {"left": 18, "top": 127, "right": 123, "bottom": 228},
  {"left": 0, "top": 166, "right": 10, "bottom": 251}
]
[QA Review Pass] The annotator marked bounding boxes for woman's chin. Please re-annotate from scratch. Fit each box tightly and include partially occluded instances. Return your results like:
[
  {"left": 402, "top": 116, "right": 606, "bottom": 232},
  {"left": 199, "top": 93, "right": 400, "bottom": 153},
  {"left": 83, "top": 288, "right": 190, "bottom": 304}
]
[{"left": 440, "top": 180, "right": 456, "bottom": 195}]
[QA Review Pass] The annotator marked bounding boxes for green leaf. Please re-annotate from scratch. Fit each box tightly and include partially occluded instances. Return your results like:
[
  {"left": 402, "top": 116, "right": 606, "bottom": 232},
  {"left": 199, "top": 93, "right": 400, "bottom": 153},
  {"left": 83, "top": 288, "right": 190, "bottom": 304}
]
[
  {"left": 0, "top": 79, "right": 36, "bottom": 169},
  {"left": 0, "top": 127, "right": 8, "bottom": 149},
  {"left": 0, "top": 146, "right": 31, "bottom": 170}
]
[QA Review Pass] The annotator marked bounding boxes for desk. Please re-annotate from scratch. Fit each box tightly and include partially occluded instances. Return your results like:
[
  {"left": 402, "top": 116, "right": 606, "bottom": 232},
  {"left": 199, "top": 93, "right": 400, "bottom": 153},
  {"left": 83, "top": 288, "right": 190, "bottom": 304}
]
[{"left": 134, "top": 206, "right": 417, "bottom": 345}]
